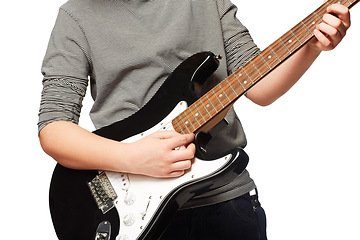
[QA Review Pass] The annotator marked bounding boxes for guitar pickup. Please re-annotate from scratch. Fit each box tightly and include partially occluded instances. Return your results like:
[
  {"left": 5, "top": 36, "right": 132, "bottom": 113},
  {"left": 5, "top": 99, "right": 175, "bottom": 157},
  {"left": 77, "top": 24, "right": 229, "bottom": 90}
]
[{"left": 88, "top": 171, "right": 118, "bottom": 214}]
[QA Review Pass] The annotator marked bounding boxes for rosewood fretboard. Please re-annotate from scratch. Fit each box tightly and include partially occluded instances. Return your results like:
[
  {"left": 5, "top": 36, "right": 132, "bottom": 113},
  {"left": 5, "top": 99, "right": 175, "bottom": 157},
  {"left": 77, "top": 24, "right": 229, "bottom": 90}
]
[{"left": 172, "top": 0, "right": 358, "bottom": 134}]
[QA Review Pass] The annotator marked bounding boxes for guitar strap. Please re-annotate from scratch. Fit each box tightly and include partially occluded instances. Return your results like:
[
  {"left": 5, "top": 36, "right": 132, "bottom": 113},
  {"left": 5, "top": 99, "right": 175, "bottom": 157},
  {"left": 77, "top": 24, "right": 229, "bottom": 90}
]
[
  {"left": 208, "top": 118, "right": 229, "bottom": 138},
  {"left": 195, "top": 118, "right": 229, "bottom": 159}
]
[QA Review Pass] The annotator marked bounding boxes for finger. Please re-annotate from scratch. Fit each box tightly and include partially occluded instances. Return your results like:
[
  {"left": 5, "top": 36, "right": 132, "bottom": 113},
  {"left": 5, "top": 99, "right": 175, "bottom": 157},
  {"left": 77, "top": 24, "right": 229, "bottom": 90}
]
[
  {"left": 167, "top": 170, "right": 186, "bottom": 178},
  {"left": 166, "top": 133, "right": 195, "bottom": 150},
  {"left": 152, "top": 130, "right": 182, "bottom": 139},
  {"left": 313, "top": 28, "right": 336, "bottom": 51},
  {"left": 315, "top": 23, "right": 342, "bottom": 49},
  {"left": 167, "top": 158, "right": 194, "bottom": 178},
  {"left": 322, "top": 13, "right": 347, "bottom": 38},
  {"left": 327, "top": 4, "right": 351, "bottom": 29},
  {"left": 170, "top": 159, "right": 192, "bottom": 172},
  {"left": 171, "top": 142, "right": 196, "bottom": 160}
]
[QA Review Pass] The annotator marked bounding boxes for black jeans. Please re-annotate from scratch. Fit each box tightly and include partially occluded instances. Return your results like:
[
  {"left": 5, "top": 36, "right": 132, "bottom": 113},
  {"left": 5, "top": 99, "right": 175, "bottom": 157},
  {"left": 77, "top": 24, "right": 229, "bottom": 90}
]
[{"left": 160, "top": 190, "right": 267, "bottom": 240}]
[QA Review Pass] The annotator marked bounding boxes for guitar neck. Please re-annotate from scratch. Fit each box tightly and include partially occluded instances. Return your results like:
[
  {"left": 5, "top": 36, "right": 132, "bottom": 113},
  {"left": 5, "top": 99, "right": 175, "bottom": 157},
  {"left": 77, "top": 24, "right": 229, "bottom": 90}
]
[{"left": 172, "top": 0, "right": 358, "bottom": 134}]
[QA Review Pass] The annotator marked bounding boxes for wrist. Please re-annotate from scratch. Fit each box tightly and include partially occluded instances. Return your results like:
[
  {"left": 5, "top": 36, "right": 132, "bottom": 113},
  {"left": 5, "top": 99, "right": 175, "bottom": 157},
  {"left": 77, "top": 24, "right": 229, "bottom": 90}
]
[
  {"left": 305, "top": 38, "right": 323, "bottom": 56},
  {"left": 104, "top": 140, "right": 134, "bottom": 173}
]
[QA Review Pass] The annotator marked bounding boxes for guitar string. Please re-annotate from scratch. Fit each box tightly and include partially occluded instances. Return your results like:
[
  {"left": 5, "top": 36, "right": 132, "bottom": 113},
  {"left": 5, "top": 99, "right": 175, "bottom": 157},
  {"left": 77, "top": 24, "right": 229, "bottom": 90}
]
[{"left": 152, "top": 0, "right": 352, "bottom": 136}]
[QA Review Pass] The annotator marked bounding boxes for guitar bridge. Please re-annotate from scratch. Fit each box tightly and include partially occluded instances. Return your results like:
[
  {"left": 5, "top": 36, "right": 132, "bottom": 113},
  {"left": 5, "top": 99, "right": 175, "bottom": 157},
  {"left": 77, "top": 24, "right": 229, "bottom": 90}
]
[{"left": 88, "top": 171, "right": 118, "bottom": 214}]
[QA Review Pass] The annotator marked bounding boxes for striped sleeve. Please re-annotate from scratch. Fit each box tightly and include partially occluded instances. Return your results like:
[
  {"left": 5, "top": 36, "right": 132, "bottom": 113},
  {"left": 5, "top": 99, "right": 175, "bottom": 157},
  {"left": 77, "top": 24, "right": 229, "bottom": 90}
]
[
  {"left": 38, "top": 8, "right": 91, "bottom": 133},
  {"left": 217, "top": 0, "right": 260, "bottom": 74}
]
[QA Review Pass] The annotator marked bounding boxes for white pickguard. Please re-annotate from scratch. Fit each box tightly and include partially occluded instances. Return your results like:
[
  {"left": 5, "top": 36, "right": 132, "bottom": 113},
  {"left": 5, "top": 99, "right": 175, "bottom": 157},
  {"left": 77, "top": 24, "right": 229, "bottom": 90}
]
[{"left": 104, "top": 101, "right": 232, "bottom": 240}]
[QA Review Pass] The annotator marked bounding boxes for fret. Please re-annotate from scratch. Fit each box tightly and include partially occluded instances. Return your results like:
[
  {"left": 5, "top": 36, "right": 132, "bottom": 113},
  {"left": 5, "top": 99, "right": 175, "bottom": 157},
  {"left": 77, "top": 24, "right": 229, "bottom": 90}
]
[
  {"left": 205, "top": 94, "right": 218, "bottom": 113},
  {"left": 336, "top": 0, "right": 352, "bottom": 7},
  {"left": 301, "top": 21, "right": 313, "bottom": 36},
  {"left": 233, "top": 70, "right": 247, "bottom": 90},
  {"left": 183, "top": 111, "right": 195, "bottom": 132},
  {"left": 268, "top": 46, "right": 281, "bottom": 62},
  {"left": 303, "top": 13, "right": 322, "bottom": 33},
  {"left": 252, "top": 55, "right": 271, "bottom": 76},
  {"left": 172, "top": 0, "right": 359, "bottom": 135},
  {"left": 192, "top": 102, "right": 207, "bottom": 125},
  {"left": 313, "top": 11, "right": 323, "bottom": 22},
  {"left": 243, "top": 62, "right": 262, "bottom": 84},
  {"left": 210, "top": 85, "right": 229, "bottom": 111},
  {"left": 236, "top": 69, "right": 253, "bottom": 89},
  {"left": 334, "top": 0, "right": 358, "bottom": 9},
  {"left": 188, "top": 105, "right": 201, "bottom": 127},
  {"left": 280, "top": 31, "right": 301, "bottom": 53},
  {"left": 176, "top": 112, "right": 191, "bottom": 133},
  {"left": 233, "top": 74, "right": 246, "bottom": 91},
  {"left": 250, "top": 60, "right": 263, "bottom": 77},
  {"left": 291, "top": 23, "right": 312, "bottom": 44},
  {"left": 338, "top": 0, "right": 348, "bottom": 6},
  {"left": 228, "top": 74, "right": 246, "bottom": 95},
  {"left": 279, "top": 38, "right": 291, "bottom": 54},
  {"left": 224, "top": 78, "right": 239, "bottom": 98},
  {"left": 178, "top": 115, "right": 191, "bottom": 134},
  {"left": 260, "top": 47, "right": 280, "bottom": 69},
  {"left": 258, "top": 54, "right": 272, "bottom": 70},
  {"left": 315, "top": 4, "right": 328, "bottom": 17},
  {"left": 211, "top": 88, "right": 224, "bottom": 109},
  {"left": 201, "top": 94, "right": 218, "bottom": 117},
  {"left": 344, "top": 0, "right": 359, "bottom": 9},
  {"left": 218, "top": 82, "right": 233, "bottom": 103},
  {"left": 173, "top": 118, "right": 185, "bottom": 134},
  {"left": 290, "top": 30, "right": 302, "bottom": 45},
  {"left": 197, "top": 98, "right": 213, "bottom": 123},
  {"left": 241, "top": 67, "right": 254, "bottom": 84},
  {"left": 270, "top": 39, "right": 290, "bottom": 61}
]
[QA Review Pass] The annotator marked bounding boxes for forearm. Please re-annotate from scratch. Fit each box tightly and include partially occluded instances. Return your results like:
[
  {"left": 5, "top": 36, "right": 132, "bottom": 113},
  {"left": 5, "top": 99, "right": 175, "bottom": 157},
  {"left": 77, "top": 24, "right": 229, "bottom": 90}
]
[
  {"left": 246, "top": 43, "right": 322, "bottom": 106},
  {"left": 39, "top": 121, "right": 128, "bottom": 172},
  {"left": 246, "top": 4, "right": 351, "bottom": 106},
  {"left": 39, "top": 121, "right": 196, "bottom": 178}
]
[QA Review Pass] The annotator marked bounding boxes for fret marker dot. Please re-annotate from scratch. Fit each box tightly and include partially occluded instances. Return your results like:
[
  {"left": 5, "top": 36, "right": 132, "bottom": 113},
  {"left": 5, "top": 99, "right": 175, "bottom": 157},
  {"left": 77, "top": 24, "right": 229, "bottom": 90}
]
[
  {"left": 244, "top": 81, "right": 247, "bottom": 84},
  {"left": 268, "top": 55, "right": 272, "bottom": 59},
  {"left": 206, "top": 104, "right": 210, "bottom": 108},
  {"left": 288, "top": 39, "right": 292, "bottom": 43},
  {"left": 219, "top": 94, "right": 223, "bottom": 98},
  {"left": 185, "top": 121, "right": 189, "bottom": 125},
  {"left": 239, "top": 73, "right": 242, "bottom": 77},
  {"left": 312, "top": 21, "right": 316, "bottom": 25},
  {"left": 195, "top": 113, "right": 199, "bottom": 117}
]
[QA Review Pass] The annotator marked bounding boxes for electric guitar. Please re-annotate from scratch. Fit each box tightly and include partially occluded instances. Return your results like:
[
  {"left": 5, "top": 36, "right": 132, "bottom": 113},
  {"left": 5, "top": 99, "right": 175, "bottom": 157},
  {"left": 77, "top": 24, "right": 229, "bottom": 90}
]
[{"left": 49, "top": 0, "right": 359, "bottom": 239}]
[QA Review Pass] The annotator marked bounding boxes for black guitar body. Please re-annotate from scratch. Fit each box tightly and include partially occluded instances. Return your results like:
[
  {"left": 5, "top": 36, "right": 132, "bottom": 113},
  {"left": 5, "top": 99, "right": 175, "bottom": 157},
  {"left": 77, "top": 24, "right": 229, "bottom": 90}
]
[{"left": 49, "top": 52, "right": 249, "bottom": 240}]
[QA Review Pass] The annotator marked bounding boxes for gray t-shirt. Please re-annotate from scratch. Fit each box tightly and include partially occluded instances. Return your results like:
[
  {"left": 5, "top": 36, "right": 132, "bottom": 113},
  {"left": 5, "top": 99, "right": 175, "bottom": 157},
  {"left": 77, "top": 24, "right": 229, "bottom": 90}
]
[{"left": 38, "top": 0, "right": 260, "bottom": 208}]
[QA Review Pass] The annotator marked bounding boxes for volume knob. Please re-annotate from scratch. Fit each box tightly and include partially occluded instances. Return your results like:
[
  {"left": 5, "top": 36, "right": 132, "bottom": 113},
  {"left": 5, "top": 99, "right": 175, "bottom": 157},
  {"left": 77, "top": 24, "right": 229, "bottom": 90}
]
[
  {"left": 116, "top": 235, "right": 129, "bottom": 240},
  {"left": 124, "top": 191, "right": 136, "bottom": 205},
  {"left": 123, "top": 213, "right": 136, "bottom": 226}
]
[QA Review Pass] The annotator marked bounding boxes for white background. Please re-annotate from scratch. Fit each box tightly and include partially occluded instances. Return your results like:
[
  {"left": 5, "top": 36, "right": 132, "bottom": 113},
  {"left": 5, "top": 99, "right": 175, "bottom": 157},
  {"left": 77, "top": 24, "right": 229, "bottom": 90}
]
[{"left": 1, "top": 0, "right": 359, "bottom": 239}]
